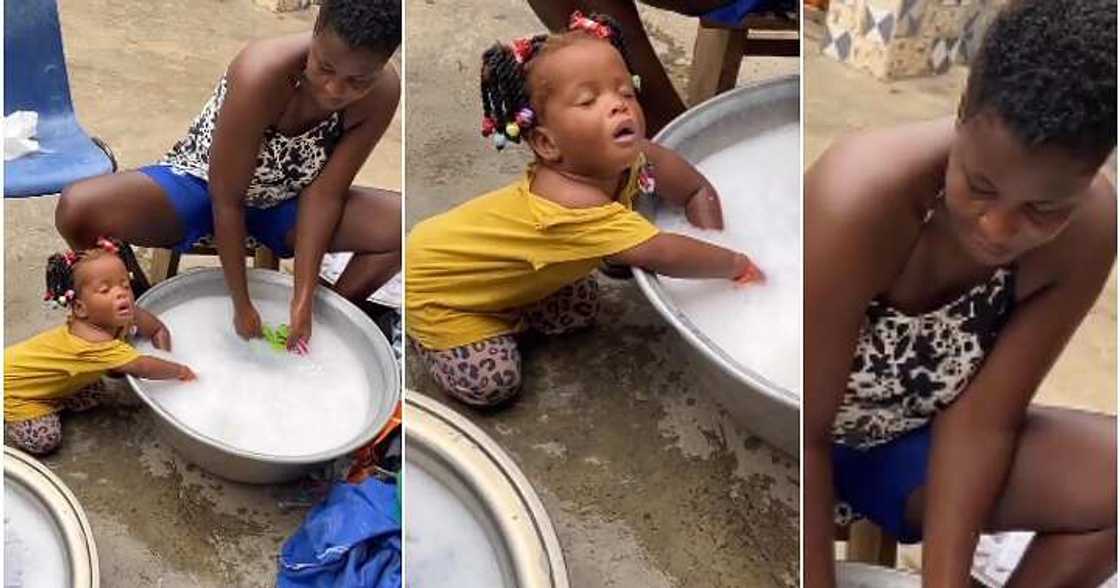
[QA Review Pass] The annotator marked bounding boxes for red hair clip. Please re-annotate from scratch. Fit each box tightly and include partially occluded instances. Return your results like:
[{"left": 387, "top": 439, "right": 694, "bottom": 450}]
[
  {"left": 96, "top": 237, "right": 119, "bottom": 254},
  {"left": 510, "top": 36, "right": 535, "bottom": 64},
  {"left": 568, "top": 11, "right": 611, "bottom": 39}
]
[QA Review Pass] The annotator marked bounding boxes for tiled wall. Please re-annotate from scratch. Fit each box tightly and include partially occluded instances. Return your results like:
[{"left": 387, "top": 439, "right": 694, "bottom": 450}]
[{"left": 821, "top": 0, "right": 1008, "bottom": 80}]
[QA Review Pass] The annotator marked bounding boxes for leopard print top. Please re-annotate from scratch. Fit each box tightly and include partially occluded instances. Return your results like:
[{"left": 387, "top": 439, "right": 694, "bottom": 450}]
[
  {"left": 831, "top": 266, "right": 1016, "bottom": 449},
  {"left": 160, "top": 76, "right": 344, "bottom": 208}
]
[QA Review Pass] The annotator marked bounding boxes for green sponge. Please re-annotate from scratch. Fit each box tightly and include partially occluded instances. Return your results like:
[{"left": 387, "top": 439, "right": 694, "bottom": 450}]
[{"left": 262, "top": 323, "right": 290, "bottom": 351}]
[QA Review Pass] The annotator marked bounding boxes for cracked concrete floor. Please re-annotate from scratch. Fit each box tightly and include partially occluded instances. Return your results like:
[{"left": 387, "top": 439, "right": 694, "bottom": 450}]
[
  {"left": 4, "top": 1, "right": 400, "bottom": 585},
  {"left": 404, "top": 1, "right": 799, "bottom": 586}
]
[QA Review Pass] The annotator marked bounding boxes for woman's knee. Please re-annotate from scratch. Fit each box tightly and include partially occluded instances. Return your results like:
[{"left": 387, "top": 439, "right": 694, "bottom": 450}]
[{"left": 56, "top": 181, "right": 100, "bottom": 245}]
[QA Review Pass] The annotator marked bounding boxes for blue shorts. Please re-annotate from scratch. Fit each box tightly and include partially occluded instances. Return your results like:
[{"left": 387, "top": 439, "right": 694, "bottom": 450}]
[
  {"left": 139, "top": 164, "right": 298, "bottom": 258},
  {"left": 832, "top": 425, "right": 931, "bottom": 544}
]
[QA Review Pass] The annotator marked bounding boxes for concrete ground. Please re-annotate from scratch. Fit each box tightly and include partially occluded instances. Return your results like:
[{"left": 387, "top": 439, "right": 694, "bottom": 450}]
[
  {"left": 803, "top": 14, "right": 1117, "bottom": 572},
  {"left": 4, "top": 1, "right": 400, "bottom": 585},
  {"left": 405, "top": 1, "right": 799, "bottom": 586}
]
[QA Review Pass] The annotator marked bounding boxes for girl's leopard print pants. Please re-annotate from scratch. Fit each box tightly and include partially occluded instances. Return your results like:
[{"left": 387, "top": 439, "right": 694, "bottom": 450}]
[{"left": 414, "top": 276, "right": 600, "bottom": 406}]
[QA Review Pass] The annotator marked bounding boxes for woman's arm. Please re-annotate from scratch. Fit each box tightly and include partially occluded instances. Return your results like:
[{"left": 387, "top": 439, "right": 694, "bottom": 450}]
[
  {"left": 286, "top": 65, "right": 400, "bottom": 349},
  {"left": 641, "top": 140, "right": 724, "bottom": 229},
  {"left": 922, "top": 181, "right": 1116, "bottom": 586},
  {"left": 208, "top": 47, "right": 291, "bottom": 339},
  {"left": 802, "top": 137, "right": 909, "bottom": 588}
]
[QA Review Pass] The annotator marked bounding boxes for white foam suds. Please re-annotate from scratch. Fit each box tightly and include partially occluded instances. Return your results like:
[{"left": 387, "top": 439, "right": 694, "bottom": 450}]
[
  {"left": 404, "top": 465, "right": 505, "bottom": 588},
  {"left": 4, "top": 483, "right": 69, "bottom": 587},
  {"left": 656, "top": 124, "right": 801, "bottom": 394},
  {"left": 136, "top": 296, "right": 370, "bottom": 457}
]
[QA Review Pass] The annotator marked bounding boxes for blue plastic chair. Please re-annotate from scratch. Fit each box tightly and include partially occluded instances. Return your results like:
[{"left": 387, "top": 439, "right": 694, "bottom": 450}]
[{"left": 4, "top": 0, "right": 116, "bottom": 198}]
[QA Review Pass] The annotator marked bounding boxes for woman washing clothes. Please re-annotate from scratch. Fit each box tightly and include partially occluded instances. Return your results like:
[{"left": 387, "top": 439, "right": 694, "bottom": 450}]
[
  {"left": 804, "top": 1, "right": 1116, "bottom": 586},
  {"left": 54, "top": 0, "right": 402, "bottom": 352}
]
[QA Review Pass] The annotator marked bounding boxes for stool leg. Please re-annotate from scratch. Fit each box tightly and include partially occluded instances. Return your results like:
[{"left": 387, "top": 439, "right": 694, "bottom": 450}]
[
  {"left": 847, "top": 520, "right": 899, "bottom": 567},
  {"left": 254, "top": 247, "right": 279, "bottom": 270},
  {"left": 148, "top": 249, "right": 180, "bottom": 284},
  {"left": 688, "top": 24, "right": 735, "bottom": 106}
]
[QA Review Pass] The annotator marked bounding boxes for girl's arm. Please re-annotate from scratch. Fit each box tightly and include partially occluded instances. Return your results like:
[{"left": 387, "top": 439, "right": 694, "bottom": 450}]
[
  {"left": 605, "top": 232, "right": 758, "bottom": 280},
  {"left": 641, "top": 140, "right": 724, "bottom": 230},
  {"left": 132, "top": 307, "right": 171, "bottom": 351},
  {"left": 118, "top": 355, "right": 196, "bottom": 382},
  {"left": 287, "top": 65, "right": 400, "bottom": 349},
  {"left": 922, "top": 182, "right": 1115, "bottom": 586},
  {"left": 208, "top": 48, "right": 291, "bottom": 339}
]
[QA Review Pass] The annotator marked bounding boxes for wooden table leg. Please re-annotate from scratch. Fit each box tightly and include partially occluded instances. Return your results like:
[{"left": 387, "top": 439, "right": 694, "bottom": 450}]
[{"left": 687, "top": 25, "right": 745, "bottom": 106}]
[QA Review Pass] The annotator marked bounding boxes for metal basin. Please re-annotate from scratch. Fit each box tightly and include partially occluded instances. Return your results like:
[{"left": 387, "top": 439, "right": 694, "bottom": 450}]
[
  {"left": 837, "top": 562, "right": 920, "bottom": 587},
  {"left": 405, "top": 391, "right": 568, "bottom": 587},
  {"left": 634, "top": 76, "right": 800, "bottom": 456},
  {"left": 127, "top": 268, "right": 400, "bottom": 484},
  {"left": 4, "top": 446, "right": 99, "bottom": 587}
]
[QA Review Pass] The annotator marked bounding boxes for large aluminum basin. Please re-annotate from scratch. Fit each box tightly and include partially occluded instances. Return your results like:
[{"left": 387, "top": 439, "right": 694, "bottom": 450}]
[
  {"left": 127, "top": 269, "right": 400, "bottom": 484},
  {"left": 634, "top": 76, "right": 801, "bottom": 456}
]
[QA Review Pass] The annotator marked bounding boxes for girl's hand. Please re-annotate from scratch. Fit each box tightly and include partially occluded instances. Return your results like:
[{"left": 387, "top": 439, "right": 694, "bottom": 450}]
[
  {"left": 287, "top": 301, "right": 312, "bottom": 354},
  {"left": 732, "top": 253, "right": 765, "bottom": 285},
  {"left": 151, "top": 323, "right": 172, "bottom": 351},
  {"left": 685, "top": 182, "right": 725, "bottom": 230},
  {"left": 177, "top": 364, "right": 197, "bottom": 382},
  {"left": 234, "top": 303, "right": 263, "bottom": 340}
]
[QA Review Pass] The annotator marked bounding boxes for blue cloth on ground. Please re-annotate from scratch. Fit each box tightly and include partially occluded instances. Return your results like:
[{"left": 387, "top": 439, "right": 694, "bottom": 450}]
[
  {"left": 277, "top": 477, "right": 402, "bottom": 588},
  {"left": 703, "top": 0, "right": 796, "bottom": 27}
]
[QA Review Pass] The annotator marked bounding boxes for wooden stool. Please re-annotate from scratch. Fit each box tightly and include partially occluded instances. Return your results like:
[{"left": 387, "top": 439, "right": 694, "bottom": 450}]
[
  {"left": 148, "top": 245, "right": 280, "bottom": 284},
  {"left": 686, "top": 11, "right": 800, "bottom": 106},
  {"left": 837, "top": 520, "right": 899, "bottom": 567}
]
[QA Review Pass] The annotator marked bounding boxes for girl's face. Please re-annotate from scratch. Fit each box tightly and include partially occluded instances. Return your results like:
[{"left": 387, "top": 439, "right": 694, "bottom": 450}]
[
  {"left": 305, "top": 27, "right": 386, "bottom": 111},
  {"left": 72, "top": 255, "right": 135, "bottom": 330},
  {"left": 943, "top": 113, "right": 1099, "bottom": 266},
  {"left": 527, "top": 38, "right": 645, "bottom": 178}
]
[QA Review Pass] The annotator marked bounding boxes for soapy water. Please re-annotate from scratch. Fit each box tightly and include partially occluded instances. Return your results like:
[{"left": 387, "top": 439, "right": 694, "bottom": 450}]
[
  {"left": 655, "top": 123, "right": 801, "bottom": 394},
  {"left": 404, "top": 465, "right": 505, "bottom": 588},
  {"left": 4, "top": 483, "right": 69, "bottom": 588},
  {"left": 136, "top": 296, "right": 371, "bottom": 457}
]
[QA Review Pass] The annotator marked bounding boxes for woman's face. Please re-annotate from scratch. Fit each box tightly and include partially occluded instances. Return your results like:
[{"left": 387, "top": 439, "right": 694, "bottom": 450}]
[
  {"left": 304, "top": 27, "right": 386, "bottom": 111},
  {"left": 943, "top": 113, "right": 1100, "bottom": 266},
  {"left": 528, "top": 38, "right": 646, "bottom": 177}
]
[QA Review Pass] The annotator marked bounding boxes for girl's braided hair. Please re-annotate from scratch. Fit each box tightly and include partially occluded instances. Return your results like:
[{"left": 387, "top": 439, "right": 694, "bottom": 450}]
[
  {"left": 479, "top": 11, "right": 636, "bottom": 151},
  {"left": 45, "top": 237, "right": 126, "bottom": 310}
]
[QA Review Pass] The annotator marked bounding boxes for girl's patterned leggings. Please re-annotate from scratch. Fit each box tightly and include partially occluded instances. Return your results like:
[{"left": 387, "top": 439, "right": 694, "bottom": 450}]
[
  {"left": 4, "top": 380, "right": 112, "bottom": 455},
  {"left": 414, "top": 276, "right": 600, "bottom": 407}
]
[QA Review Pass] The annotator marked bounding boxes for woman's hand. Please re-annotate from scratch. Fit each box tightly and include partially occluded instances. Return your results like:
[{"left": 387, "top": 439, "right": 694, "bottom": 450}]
[
  {"left": 233, "top": 302, "right": 263, "bottom": 340},
  {"left": 685, "top": 181, "right": 725, "bottom": 230},
  {"left": 287, "top": 300, "right": 312, "bottom": 354}
]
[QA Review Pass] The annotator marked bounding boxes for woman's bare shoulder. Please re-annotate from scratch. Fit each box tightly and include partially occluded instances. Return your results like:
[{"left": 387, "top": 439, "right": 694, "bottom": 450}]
[
  {"left": 227, "top": 33, "right": 309, "bottom": 92},
  {"left": 806, "top": 120, "right": 953, "bottom": 280},
  {"left": 808, "top": 120, "right": 951, "bottom": 223}
]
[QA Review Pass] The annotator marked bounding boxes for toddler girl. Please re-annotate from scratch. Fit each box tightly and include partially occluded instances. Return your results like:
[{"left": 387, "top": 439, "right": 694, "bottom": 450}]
[
  {"left": 4, "top": 238, "right": 196, "bottom": 455},
  {"left": 406, "top": 12, "right": 762, "bottom": 407}
]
